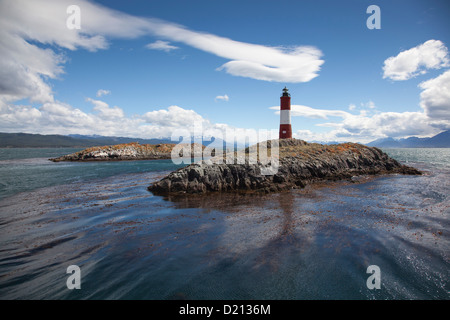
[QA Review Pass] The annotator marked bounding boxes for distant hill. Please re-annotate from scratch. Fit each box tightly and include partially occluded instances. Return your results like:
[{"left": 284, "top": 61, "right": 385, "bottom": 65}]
[
  {"left": 0, "top": 132, "right": 174, "bottom": 148},
  {"left": 367, "top": 130, "right": 450, "bottom": 148}
]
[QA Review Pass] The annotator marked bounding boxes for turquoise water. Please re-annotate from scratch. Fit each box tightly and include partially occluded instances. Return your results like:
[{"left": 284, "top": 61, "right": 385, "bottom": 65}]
[
  {"left": 0, "top": 148, "right": 448, "bottom": 299},
  {"left": 0, "top": 148, "right": 184, "bottom": 200}
]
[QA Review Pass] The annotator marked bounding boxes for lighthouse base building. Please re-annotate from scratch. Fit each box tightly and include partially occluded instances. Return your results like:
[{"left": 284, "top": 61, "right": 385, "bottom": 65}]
[{"left": 279, "top": 87, "right": 292, "bottom": 139}]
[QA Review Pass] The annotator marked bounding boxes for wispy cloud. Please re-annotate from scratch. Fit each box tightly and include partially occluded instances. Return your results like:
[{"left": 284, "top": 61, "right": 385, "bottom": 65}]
[
  {"left": 96, "top": 89, "right": 110, "bottom": 97},
  {"left": 383, "top": 40, "right": 449, "bottom": 81},
  {"left": 0, "top": 0, "right": 324, "bottom": 106},
  {"left": 145, "top": 40, "right": 179, "bottom": 52},
  {"left": 270, "top": 105, "right": 351, "bottom": 119},
  {"left": 215, "top": 94, "right": 229, "bottom": 102}
]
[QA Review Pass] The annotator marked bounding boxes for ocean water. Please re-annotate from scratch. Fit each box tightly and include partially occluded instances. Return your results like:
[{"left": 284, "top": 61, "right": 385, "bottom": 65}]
[{"left": 0, "top": 148, "right": 448, "bottom": 299}]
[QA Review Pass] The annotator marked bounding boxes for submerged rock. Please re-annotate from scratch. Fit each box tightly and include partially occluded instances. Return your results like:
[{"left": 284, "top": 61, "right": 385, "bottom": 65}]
[{"left": 148, "top": 139, "right": 421, "bottom": 195}]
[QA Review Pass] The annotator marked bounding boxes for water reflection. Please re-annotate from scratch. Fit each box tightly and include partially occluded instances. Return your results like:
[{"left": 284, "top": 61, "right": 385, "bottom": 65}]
[{"left": 161, "top": 190, "right": 312, "bottom": 272}]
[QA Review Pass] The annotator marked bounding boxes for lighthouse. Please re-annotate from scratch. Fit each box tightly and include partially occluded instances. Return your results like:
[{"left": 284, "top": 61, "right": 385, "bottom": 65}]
[{"left": 279, "top": 87, "right": 292, "bottom": 139}]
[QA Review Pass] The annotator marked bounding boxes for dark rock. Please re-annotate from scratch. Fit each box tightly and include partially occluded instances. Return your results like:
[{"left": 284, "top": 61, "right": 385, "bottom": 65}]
[{"left": 148, "top": 139, "right": 422, "bottom": 195}]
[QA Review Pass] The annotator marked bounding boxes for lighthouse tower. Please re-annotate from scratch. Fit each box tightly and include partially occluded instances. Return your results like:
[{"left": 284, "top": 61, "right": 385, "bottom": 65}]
[{"left": 279, "top": 87, "right": 292, "bottom": 139}]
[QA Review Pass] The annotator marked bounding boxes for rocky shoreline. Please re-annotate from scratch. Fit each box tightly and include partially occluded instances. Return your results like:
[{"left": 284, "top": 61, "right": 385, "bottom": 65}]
[
  {"left": 148, "top": 139, "right": 421, "bottom": 195},
  {"left": 49, "top": 142, "right": 203, "bottom": 162}
]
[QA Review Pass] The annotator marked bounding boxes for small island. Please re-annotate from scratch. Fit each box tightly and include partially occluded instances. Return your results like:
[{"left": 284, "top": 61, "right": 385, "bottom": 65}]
[
  {"left": 49, "top": 142, "right": 204, "bottom": 162},
  {"left": 148, "top": 139, "right": 421, "bottom": 195}
]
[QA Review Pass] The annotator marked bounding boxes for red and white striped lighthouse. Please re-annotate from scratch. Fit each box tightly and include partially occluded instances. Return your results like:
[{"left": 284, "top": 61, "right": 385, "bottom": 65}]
[{"left": 279, "top": 87, "right": 292, "bottom": 139}]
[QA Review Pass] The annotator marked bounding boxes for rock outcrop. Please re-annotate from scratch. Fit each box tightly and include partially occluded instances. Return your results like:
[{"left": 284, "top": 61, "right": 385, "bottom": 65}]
[
  {"left": 148, "top": 139, "right": 421, "bottom": 195},
  {"left": 50, "top": 142, "right": 203, "bottom": 162}
]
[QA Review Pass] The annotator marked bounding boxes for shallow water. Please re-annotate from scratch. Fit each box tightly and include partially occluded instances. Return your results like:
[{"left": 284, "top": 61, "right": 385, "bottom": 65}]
[{"left": 0, "top": 148, "right": 448, "bottom": 299}]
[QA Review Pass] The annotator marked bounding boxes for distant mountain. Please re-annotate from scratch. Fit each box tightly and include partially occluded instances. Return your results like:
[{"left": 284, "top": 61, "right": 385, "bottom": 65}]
[
  {"left": 0, "top": 132, "right": 232, "bottom": 149},
  {"left": 367, "top": 130, "right": 450, "bottom": 148},
  {"left": 0, "top": 132, "right": 174, "bottom": 148},
  {"left": 308, "top": 140, "right": 340, "bottom": 145},
  {"left": 366, "top": 137, "right": 402, "bottom": 148}
]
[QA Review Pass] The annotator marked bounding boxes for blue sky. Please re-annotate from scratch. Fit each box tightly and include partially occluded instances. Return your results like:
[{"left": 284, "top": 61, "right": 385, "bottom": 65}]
[{"left": 1, "top": 0, "right": 449, "bottom": 143}]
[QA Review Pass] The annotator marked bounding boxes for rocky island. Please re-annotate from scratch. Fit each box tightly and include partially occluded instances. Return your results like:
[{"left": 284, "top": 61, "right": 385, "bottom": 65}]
[
  {"left": 49, "top": 142, "right": 204, "bottom": 162},
  {"left": 148, "top": 139, "right": 421, "bottom": 195}
]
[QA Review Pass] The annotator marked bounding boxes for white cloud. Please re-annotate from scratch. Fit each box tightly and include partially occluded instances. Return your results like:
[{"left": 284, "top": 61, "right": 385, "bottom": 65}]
[
  {"left": 383, "top": 40, "right": 449, "bottom": 81},
  {"left": 0, "top": 0, "right": 324, "bottom": 106},
  {"left": 145, "top": 40, "right": 179, "bottom": 52},
  {"left": 270, "top": 98, "right": 448, "bottom": 142},
  {"left": 215, "top": 46, "right": 323, "bottom": 82},
  {"left": 145, "top": 19, "right": 323, "bottom": 83},
  {"left": 0, "top": 99, "right": 187, "bottom": 138},
  {"left": 0, "top": 0, "right": 144, "bottom": 103},
  {"left": 143, "top": 105, "right": 206, "bottom": 128},
  {"left": 1, "top": 92, "right": 447, "bottom": 145},
  {"left": 271, "top": 102, "right": 448, "bottom": 143},
  {"left": 270, "top": 105, "right": 351, "bottom": 119},
  {"left": 3, "top": 0, "right": 448, "bottom": 144},
  {"left": 419, "top": 69, "right": 450, "bottom": 121},
  {"left": 365, "top": 101, "right": 376, "bottom": 109},
  {"left": 86, "top": 97, "right": 125, "bottom": 119},
  {"left": 336, "top": 111, "right": 436, "bottom": 139},
  {"left": 0, "top": 30, "right": 65, "bottom": 103},
  {"left": 215, "top": 94, "right": 229, "bottom": 102},
  {"left": 0, "top": 0, "right": 325, "bottom": 145},
  {"left": 0, "top": 99, "right": 270, "bottom": 144},
  {"left": 96, "top": 89, "right": 110, "bottom": 97},
  {"left": 348, "top": 104, "right": 356, "bottom": 111},
  {"left": 294, "top": 129, "right": 346, "bottom": 143}
]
